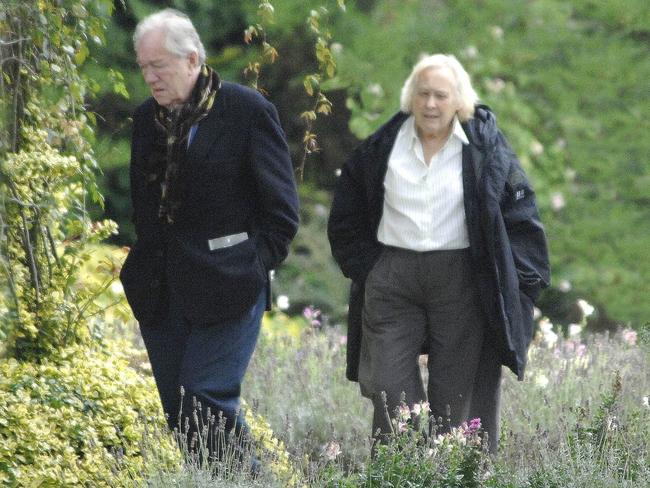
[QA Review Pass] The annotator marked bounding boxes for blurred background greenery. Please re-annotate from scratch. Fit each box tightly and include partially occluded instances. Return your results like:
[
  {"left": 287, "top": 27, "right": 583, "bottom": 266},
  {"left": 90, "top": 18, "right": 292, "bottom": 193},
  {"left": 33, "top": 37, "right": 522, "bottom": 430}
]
[{"left": 87, "top": 0, "right": 650, "bottom": 328}]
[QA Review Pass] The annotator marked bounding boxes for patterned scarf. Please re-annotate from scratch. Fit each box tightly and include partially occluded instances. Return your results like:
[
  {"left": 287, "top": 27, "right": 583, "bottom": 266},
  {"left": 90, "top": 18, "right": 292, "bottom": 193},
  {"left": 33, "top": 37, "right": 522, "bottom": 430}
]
[{"left": 148, "top": 64, "right": 220, "bottom": 224}]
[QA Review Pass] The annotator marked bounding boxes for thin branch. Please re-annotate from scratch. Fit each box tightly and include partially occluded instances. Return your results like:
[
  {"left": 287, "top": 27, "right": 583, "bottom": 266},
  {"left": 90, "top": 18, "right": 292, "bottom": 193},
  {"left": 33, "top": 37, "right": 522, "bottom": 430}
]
[
  {"left": 0, "top": 210, "right": 21, "bottom": 314},
  {"left": 46, "top": 226, "right": 60, "bottom": 267},
  {"left": 0, "top": 37, "right": 32, "bottom": 46},
  {"left": 296, "top": 88, "right": 322, "bottom": 181},
  {"left": 6, "top": 179, "right": 40, "bottom": 302}
]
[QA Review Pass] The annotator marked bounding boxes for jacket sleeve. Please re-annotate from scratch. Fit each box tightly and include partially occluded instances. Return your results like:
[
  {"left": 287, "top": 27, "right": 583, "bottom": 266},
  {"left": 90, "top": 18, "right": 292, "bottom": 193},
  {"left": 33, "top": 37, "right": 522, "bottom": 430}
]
[
  {"left": 327, "top": 146, "right": 381, "bottom": 283},
  {"left": 499, "top": 132, "right": 551, "bottom": 302},
  {"left": 249, "top": 99, "right": 300, "bottom": 271}
]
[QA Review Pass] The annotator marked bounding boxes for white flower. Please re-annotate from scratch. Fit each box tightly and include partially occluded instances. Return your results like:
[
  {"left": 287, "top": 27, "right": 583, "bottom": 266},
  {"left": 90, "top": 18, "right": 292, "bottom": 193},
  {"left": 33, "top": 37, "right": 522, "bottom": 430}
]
[
  {"left": 530, "top": 140, "right": 544, "bottom": 156},
  {"left": 568, "top": 323, "right": 582, "bottom": 338},
  {"left": 558, "top": 280, "right": 572, "bottom": 292},
  {"left": 539, "top": 317, "right": 553, "bottom": 333},
  {"left": 544, "top": 330, "right": 558, "bottom": 347},
  {"left": 461, "top": 45, "right": 479, "bottom": 59},
  {"left": 606, "top": 415, "right": 619, "bottom": 431},
  {"left": 535, "top": 374, "right": 549, "bottom": 388},
  {"left": 330, "top": 42, "right": 343, "bottom": 55},
  {"left": 321, "top": 440, "right": 342, "bottom": 461},
  {"left": 551, "top": 192, "right": 566, "bottom": 211},
  {"left": 577, "top": 299, "right": 595, "bottom": 318},
  {"left": 276, "top": 295, "right": 290, "bottom": 311},
  {"left": 538, "top": 318, "right": 558, "bottom": 347},
  {"left": 642, "top": 396, "right": 649, "bottom": 409},
  {"left": 533, "top": 306, "right": 542, "bottom": 320},
  {"left": 313, "top": 203, "right": 328, "bottom": 217},
  {"left": 367, "top": 83, "right": 384, "bottom": 97},
  {"left": 485, "top": 78, "right": 506, "bottom": 94},
  {"left": 110, "top": 281, "right": 124, "bottom": 295},
  {"left": 335, "top": 168, "right": 342, "bottom": 177},
  {"left": 490, "top": 25, "right": 504, "bottom": 40}
]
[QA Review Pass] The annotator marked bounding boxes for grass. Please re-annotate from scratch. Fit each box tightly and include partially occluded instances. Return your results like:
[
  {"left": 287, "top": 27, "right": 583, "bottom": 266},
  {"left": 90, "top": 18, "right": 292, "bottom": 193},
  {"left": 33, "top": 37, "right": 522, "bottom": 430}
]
[{"left": 117, "top": 309, "right": 649, "bottom": 486}]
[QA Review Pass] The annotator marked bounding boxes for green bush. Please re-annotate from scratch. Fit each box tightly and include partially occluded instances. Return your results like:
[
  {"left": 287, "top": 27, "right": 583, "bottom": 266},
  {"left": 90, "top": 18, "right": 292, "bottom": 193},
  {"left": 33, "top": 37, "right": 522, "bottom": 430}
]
[{"left": 0, "top": 341, "right": 177, "bottom": 487}]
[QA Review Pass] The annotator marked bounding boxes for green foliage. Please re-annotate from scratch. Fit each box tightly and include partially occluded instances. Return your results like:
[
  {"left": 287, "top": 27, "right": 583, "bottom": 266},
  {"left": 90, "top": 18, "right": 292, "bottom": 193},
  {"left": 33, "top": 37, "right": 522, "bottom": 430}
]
[
  {"left": 329, "top": 0, "right": 650, "bottom": 325},
  {"left": 0, "top": 0, "right": 120, "bottom": 360},
  {"left": 1, "top": 129, "right": 118, "bottom": 359},
  {"left": 0, "top": 341, "right": 177, "bottom": 487},
  {"left": 88, "top": 0, "right": 650, "bottom": 325},
  {"left": 274, "top": 183, "right": 349, "bottom": 322}
]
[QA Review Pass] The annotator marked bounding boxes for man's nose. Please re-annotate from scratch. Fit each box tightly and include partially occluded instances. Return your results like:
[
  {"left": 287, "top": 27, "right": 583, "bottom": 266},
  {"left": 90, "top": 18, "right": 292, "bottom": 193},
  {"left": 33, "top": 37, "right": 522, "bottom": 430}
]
[
  {"left": 143, "top": 68, "right": 158, "bottom": 84},
  {"left": 425, "top": 95, "right": 437, "bottom": 108}
]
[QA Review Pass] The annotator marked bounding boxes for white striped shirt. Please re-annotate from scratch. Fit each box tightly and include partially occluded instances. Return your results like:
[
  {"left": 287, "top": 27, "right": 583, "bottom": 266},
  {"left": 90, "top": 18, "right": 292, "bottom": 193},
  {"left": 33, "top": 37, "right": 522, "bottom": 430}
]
[{"left": 377, "top": 115, "right": 470, "bottom": 251}]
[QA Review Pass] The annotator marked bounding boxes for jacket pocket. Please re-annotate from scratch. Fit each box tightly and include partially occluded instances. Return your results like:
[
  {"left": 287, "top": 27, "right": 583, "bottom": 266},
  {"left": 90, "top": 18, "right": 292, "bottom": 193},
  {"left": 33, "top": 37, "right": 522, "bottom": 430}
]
[{"left": 167, "top": 236, "right": 265, "bottom": 323}]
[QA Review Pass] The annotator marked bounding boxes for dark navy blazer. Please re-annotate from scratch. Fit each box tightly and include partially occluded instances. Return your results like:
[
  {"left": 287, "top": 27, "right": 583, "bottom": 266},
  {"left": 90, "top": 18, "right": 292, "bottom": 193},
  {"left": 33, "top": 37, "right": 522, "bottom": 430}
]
[{"left": 120, "top": 82, "right": 299, "bottom": 326}]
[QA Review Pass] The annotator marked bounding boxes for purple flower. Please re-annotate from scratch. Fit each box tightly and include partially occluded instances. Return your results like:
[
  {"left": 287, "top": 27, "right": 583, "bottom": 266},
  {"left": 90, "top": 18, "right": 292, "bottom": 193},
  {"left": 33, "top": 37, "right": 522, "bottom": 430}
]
[{"left": 468, "top": 417, "right": 481, "bottom": 434}]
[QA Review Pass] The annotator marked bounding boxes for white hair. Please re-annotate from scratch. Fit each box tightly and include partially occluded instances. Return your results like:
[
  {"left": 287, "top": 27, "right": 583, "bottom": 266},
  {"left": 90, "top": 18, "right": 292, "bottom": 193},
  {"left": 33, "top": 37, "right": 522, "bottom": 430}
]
[
  {"left": 399, "top": 54, "right": 479, "bottom": 121},
  {"left": 133, "top": 9, "right": 206, "bottom": 64}
]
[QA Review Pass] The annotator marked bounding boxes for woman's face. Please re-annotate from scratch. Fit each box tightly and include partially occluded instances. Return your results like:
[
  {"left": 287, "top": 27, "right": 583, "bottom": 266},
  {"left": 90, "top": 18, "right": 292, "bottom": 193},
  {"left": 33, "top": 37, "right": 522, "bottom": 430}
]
[{"left": 412, "top": 67, "right": 460, "bottom": 140}]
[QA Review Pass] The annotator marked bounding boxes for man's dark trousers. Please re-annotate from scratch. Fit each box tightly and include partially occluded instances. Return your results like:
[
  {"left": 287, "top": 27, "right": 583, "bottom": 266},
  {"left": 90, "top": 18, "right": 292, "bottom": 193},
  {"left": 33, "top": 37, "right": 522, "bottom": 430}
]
[{"left": 139, "top": 287, "right": 266, "bottom": 454}]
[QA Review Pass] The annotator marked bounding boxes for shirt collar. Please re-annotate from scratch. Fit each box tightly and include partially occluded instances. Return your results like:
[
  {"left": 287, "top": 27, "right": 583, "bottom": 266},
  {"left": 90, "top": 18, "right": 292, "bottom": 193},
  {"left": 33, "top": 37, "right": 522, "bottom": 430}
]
[{"left": 403, "top": 115, "right": 469, "bottom": 149}]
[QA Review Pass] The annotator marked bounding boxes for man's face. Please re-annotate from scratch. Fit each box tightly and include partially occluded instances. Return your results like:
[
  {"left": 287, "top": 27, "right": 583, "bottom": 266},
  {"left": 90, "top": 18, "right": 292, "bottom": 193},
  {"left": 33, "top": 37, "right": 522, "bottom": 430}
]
[
  {"left": 412, "top": 67, "right": 460, "bottom": 139},
  {"left": 136, "top": 29, "right": 198, "bottom": 108}
]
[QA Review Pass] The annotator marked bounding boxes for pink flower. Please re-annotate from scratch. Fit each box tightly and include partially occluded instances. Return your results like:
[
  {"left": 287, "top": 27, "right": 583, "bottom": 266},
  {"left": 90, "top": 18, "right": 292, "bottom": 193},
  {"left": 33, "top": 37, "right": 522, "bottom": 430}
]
[
  {"left": 411, "top": 401, "right": 430, "bottom": 417},
  {"left": 303, "top": 305, "right": 322, "bottom": 328},
  {"left": 622, "top": 329, "right": 637, "bottom": 346},
  {"left": 397, "top": 404, "right": 410, "bottom": 421}
]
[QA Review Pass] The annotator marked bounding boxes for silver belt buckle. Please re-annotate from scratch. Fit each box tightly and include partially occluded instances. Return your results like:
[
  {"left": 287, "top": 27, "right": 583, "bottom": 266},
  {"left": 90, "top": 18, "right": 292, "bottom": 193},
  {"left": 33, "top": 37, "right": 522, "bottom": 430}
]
[{"left": 207, "top": 232, "right": 248, "bottom": 251}]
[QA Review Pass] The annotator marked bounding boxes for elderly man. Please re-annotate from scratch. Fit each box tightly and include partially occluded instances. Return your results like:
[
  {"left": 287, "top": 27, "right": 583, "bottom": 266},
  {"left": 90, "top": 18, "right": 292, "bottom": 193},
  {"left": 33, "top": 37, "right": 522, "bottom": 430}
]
[
  {"left": 119, "top": 9, "right": 299, "bottom": 457},
  {"left": 328, "top": 54, "right": 550, "bottom": 452}
]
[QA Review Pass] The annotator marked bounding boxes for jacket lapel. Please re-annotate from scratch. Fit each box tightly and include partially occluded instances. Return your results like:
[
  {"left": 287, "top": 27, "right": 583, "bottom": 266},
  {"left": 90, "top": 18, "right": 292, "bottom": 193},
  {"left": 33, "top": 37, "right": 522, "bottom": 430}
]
[{"left": 185, "top": 105, "right": 226, "bottom": 165}]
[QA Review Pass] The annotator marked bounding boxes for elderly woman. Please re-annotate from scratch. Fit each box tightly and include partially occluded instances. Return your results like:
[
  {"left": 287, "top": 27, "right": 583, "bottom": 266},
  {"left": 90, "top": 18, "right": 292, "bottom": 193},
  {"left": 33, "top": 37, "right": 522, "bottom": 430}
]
[{"left": 327, "top": 54, "right": 550, "bottom": 452}]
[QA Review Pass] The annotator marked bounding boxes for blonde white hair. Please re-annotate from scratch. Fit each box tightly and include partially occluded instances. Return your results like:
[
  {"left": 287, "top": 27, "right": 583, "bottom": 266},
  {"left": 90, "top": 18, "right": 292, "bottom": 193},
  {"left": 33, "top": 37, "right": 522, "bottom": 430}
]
[
  {"left": 133, "top": 9, "right": 206, "bottom": 64},
  {"left": 399, "top": 54, "right": 478, "bottom": 121}
]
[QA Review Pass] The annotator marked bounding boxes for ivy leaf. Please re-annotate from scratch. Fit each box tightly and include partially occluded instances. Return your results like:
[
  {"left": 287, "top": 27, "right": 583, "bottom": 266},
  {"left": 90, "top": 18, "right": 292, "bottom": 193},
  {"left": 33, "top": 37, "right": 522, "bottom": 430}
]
[{"left": 74, "top": 44, "right": 89, "bottom": 66}]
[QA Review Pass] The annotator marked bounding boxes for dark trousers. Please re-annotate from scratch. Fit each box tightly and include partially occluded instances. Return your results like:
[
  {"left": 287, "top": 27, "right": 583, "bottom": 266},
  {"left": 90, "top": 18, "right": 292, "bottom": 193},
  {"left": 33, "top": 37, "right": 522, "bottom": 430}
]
[
  {"left": 140, "top": 287, "right": 265, "bottom": 456},
  {"left": 360, "top": 247, "right": 501, "bottom": 451}
]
